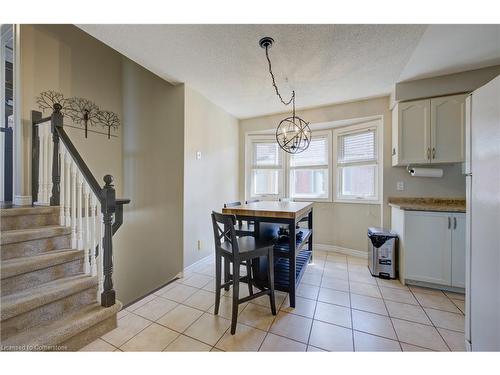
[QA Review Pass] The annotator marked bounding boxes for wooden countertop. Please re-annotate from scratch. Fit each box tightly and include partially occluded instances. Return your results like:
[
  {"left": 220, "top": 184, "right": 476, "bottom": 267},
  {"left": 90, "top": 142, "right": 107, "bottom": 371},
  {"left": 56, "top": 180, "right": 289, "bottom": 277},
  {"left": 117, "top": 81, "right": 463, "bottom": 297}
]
[
  {"left": 388, "top": 197, "right": 466, "bottom": 213},
  {"left": 222, "top": 201, "right": 313, "bottom": 219}
]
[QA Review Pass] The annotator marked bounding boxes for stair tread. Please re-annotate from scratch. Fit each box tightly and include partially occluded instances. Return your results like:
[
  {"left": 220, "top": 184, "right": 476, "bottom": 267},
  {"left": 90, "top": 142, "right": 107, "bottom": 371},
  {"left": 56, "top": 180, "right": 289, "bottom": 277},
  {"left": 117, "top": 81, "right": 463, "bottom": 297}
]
[
  {"left": 0, "top": 206, "right": 60, "bottom": 217},
  {"left": 1, "top": 274, "right": 98, "bottom": 321},
  {"left": 1, "top": 301, "right": 122, "bottom": 350},
  {"left": 0, "top": 225, "right": 71, "bottom": 245},
  {"left": 1, "top": 249, "right": 84, "bottom": 279}
]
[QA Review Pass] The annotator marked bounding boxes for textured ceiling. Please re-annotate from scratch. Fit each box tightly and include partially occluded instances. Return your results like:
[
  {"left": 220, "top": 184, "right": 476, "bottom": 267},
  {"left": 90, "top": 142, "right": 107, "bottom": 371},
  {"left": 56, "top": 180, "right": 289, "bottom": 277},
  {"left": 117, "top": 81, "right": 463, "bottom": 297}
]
[{"left": 77, "top": 24, "right": 499, "bottom": 119}]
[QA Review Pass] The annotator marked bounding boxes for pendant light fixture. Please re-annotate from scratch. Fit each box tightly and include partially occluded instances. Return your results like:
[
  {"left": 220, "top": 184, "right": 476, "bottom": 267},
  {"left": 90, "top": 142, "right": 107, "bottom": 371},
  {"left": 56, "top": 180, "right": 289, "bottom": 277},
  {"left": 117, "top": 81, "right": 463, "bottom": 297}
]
[{"left": 259, "top": 36, "right": 311, "bottom": 154}]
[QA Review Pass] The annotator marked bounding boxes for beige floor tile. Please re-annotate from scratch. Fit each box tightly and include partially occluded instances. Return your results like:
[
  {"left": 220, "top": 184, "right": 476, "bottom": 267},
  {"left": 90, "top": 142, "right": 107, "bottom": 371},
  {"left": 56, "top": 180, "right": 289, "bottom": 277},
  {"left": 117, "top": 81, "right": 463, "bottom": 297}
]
[
  {"left": 348, "top": 263, "right": 370, "bottom": 273},
  {"left": 296, "top": 283, "right": 320, "bottom": 300},
  {"left": 385, "top": 300, "right": 431, "bottom": 325},
  {"left": 184, "top": 312, "right": 231, "bottom": 346},
  {"left": 376, "top": 278, "right": 407, "bottom": 290},
  {"left": 196, "top": 265, "right": 216, "bottom": 277},
  {"left": 350, "top": 294, "right": 388, "bottom": 316},
  {"left": 408, "top": 285, "right": 445, "bottom": 296},
  {"left": 314, "top": 301, "right": 352, "bottom": 328},
  {"left": 306, "top": 345, "right": 327, "bottom": 352},
  {"left": 301, "top": 273, "right": 322, "bottom": 286},
  {"left": 322, "top": 268, "right": 349, "bottom": 280},
  {"left": 259, "top": 333, "right": 307, "bottom": 351},
  {"left": 281, "top": 295, "right": 317, "bottom": 318},
  {"left": 318, "top": 288, "right": 350, "bottom": 307},
  {"left": 324, "top": 261, "right": 348, "bottom": 270},
  {"left": 347, "top": 256, "right": 368, "bottom": 265},
  {"left": 157, "top": 304, "right": 204, "bottom": 332},
  {"left": 117, "top": 309, "right": 131, "bottom": 320},
  {"left": 353, "top": 331, "right": 401, "bottom": 352},
  {"left": 321, "top": 276, "right": 349, "bottom": 292},
  {"left": 120, "top": 323, "right": 179, "bottom": 351},
  {"left": 237, "top": 303, "right": 276, "bottom": 331},
  {"left": 424, "top": 308, "right": 465, "bottom": 332},
  {"left": 125, "top": 294, "right": 157, "bottom": 312},
  {"left": 180, "top": 274, "right": 213, "bottom": 288},
  {"left": 183, "top": 289, "right": 216, "bottom": 311},
  {"left": 349, "top": 282, "right": 382, "bottom": 298},
  {"left": 163, "top": 334, "right": 212, "bottom": 352},
  {"left": 152, "top": 280, "right": 179, "bottom": 296},
  {"left": 201, "top": 279, "right": 217, "bottom": 293},
  {"left": 101, "top": 313, "right": 152, "bottom": 347},
  {"left": 413, "top": 293, "right": 461, "bottom": 313},
  {"left": 348, "top": 272, "right": 377, "bottom": 285},
  {"left": 269, "top": 311, "right": 313, "bottom": 343},
  {"left": 133, "top": 296, "right": 178, "bottom": 321},
  {"left": 215, "top": 324, "right": 266, "bottom": 351},
  {"left": 160, "top": 284, "right": 199, "bottom": 303},
  {"left": 326, "top": 254, "right": 347, "bottom": 263},
  {"left": 223, "top": 282, "right": 251, "bottom": 299},
  {"left": 451, "top": 299, "right": 465, "bottom": 314},
  {"left": 391, "top": 318, "right": 449, "bottom": 351},
  {"left": 400, "top": 343, "right": 433, "bottom": 352},
  {"left": 79, "top": 338, "right": 116, "bottom": 351},
  {"left": 251, "top": 290, "right": 287, "bottom": 309},
  {"left": 210, "top": 347, "right": 223, "bottom": 352},
  {"left": 309, "top": 320, "right": 353, "bottom": 351},
  {"left": 444, "top": 291, "right": 465, "bottom": 301},
  {"left": 380, "top": 287, "right": 418, "bottom": 305},
  {"left": 438, "top": 328, "right": 466, "bottom": 351},
  {"left": 304, "top": 267, "right": 324, "bottom": 277},
  {"left": 207, "top": 295, "right": 248, "bottom": 320},
  {"left": 352, "top": 310, "right": 397, "bottom": 340}
]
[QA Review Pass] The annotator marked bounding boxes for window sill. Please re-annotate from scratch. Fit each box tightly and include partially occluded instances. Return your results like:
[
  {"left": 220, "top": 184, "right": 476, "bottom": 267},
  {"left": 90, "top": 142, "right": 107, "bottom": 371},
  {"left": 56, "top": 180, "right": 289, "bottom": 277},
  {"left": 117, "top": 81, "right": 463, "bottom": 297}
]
[{"left": 333, "top": 198, "right": 381, "bottom": 205}]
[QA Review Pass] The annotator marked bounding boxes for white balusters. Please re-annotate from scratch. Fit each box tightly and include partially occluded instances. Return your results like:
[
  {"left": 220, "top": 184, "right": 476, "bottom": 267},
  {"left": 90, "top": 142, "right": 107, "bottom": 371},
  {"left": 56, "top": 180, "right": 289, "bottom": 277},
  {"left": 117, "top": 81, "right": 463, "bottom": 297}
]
[
  {"left": 71, "top": 162, "right": 77, "bottom": 249},
  {"left": 77, "top": 174, "right": 84, "bottom": 251},
  {"left": 84, "top": 183, "right": 91, "bottom": 274},
  {"left": 64, "top": 152, "right": 71, "bottom": 227},
  {"left": 98, "top": 204, "right": 104, "bottom": 296},
  {"left": 90, "top": 193, "right": 98, "bottom": 277},
  {"left": 59, "top": 147, "right": 65, "bottom": 225}
]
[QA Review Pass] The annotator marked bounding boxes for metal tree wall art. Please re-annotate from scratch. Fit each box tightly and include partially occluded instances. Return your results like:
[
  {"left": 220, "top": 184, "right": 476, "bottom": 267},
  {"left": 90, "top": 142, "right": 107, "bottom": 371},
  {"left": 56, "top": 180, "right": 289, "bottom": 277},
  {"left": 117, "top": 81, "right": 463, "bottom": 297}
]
[
  {"left": 67, "top": 97, "right": 100, "bottom": 138},
  {"left": 36, "top": 90, "right": 120, "bottom": 140},
  {"left": 97, "top": 110, "right": 120, "bottom": 139}
]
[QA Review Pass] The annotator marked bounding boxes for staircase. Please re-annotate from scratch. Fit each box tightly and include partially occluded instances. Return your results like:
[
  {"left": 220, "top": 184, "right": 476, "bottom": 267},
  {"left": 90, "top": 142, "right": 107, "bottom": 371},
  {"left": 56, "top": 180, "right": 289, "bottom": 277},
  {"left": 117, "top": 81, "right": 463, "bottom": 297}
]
[{"left": 1, "top": 206, "right": 121, "bottom": 351}]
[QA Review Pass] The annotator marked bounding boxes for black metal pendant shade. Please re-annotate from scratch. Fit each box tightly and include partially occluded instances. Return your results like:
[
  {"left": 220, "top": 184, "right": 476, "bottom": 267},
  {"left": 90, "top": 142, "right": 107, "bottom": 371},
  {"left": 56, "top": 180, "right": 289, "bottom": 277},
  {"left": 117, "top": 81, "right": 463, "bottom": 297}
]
[{"left": 259, "top": 36, "right": 311, "bottom": 154}]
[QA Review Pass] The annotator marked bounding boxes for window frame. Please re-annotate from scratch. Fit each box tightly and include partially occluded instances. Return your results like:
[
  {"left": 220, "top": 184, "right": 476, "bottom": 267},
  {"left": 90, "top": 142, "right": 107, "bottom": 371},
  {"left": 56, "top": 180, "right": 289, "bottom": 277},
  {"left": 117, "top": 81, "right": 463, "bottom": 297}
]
[
  {"left": 245, "top": 120, "right": 382, "bottom": 204},
  {"left": 332, "top": 121, "right": 383, "bottom": 204}
]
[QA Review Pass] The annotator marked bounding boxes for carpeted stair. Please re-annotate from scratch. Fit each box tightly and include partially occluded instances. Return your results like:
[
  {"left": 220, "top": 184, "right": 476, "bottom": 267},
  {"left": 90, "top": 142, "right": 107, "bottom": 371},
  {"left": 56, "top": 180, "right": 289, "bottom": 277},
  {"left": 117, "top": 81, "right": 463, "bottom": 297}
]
[{"left": 0, "top": 206, "right": 120, "bottom": 351}]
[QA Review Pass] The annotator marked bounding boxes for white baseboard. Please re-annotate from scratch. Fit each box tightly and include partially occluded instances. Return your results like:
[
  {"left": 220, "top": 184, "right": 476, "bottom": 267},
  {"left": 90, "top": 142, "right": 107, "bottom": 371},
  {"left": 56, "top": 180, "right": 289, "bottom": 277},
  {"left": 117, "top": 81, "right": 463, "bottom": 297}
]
[
  {"left": 314, "top": 243, "right": 368, "bottom": 259},
  {"left": 13, "top": 195, "right": 32, "bottom": 206}
]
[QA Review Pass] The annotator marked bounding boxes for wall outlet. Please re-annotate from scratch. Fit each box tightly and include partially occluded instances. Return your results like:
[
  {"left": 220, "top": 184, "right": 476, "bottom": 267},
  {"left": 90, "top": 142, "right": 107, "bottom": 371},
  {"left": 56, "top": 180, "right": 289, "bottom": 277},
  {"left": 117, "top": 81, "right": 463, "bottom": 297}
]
[
  {"left": 197, "top": 240, "right": 202, "bottom": 250},
  {"left": 396, "top": 181, "right": 405, "bottom": 191}
]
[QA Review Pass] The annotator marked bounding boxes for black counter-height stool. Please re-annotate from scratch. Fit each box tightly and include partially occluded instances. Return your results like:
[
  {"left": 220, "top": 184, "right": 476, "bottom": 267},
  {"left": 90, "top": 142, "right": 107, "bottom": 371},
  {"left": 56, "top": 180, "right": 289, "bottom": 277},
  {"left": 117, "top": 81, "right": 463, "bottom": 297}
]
[
  {"left": 224, "top": 201, "right": 254, "bottom": 237},
  {"left": 211, "top": 211, "right": 276, "bottom": 334}
]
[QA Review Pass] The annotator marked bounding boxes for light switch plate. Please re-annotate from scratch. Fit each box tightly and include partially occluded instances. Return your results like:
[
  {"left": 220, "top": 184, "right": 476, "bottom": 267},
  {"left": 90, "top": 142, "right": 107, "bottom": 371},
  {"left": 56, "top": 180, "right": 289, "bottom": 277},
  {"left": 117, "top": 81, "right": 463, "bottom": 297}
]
[
  {"left": 396, "top": 181, "right": 405, "bottom": 191},
  {"left": 196, "top": 151, "right": 202, "bottom": 160}
]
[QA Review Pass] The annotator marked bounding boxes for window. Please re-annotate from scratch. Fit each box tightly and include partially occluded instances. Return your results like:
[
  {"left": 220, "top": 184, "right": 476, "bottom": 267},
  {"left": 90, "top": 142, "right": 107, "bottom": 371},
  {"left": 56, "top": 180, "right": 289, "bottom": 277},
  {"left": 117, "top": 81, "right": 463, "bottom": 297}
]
[
  {"left": 289, "top": 135, "right": 330, "bottom": 199},
  {"left": 248, "top": 140, "right": 283, "bottom": 198},
  {"left": 245, "top": 121, "right": 381, "bottom": 203},
  {"left": 334, "top": 125, "right": 380, "bottom": 202}
]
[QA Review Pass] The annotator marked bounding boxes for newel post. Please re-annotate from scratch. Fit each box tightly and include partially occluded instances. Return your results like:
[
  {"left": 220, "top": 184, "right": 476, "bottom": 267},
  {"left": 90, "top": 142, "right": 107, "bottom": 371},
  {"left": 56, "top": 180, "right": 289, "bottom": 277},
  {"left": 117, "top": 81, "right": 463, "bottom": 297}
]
[
  {"left": 101, "top": 174, "right": 117, "bottom": 307},
  {"left": 50, "top": 103, "right": 63, "bottom": 206}
]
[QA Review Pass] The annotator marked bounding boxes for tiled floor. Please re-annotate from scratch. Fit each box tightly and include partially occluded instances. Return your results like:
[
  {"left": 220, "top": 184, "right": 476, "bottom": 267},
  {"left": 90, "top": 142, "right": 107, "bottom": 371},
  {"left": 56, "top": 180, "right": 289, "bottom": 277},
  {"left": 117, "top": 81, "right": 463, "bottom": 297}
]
[{"left": 80, "top": 251, "right": 466, "bottom": 352}]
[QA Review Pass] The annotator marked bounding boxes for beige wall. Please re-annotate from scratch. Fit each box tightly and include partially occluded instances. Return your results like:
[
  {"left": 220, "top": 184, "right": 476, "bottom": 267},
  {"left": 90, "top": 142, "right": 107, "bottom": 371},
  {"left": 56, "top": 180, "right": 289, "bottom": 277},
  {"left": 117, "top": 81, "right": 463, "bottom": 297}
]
[
  {"left": 239, "top": 96, "right": 466, "bottom": 253},
  {"left": 183, "top": 86, "right": 239, "bottom": 267},
  {"left": 117, "top": 60, "right": 184, "bottom": 304},
  {"left": 20, "top": 24, "right": 123, "bottom": 195}
]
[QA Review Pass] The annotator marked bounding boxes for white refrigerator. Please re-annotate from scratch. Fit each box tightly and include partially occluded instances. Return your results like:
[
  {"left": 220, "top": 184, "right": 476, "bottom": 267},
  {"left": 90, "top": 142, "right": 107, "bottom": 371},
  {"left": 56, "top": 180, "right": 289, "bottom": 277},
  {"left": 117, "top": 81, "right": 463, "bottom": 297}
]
[{"left": 465, "top": 74, "right": 500, "bottom": 351}]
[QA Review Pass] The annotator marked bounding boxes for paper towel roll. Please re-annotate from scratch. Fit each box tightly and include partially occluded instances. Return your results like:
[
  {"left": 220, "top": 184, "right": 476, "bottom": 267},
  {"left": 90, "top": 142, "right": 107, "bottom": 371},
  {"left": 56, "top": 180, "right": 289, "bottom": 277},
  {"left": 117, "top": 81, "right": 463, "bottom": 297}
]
[{"left": 409, "top": 167, "right": 444, "bottom": 178}]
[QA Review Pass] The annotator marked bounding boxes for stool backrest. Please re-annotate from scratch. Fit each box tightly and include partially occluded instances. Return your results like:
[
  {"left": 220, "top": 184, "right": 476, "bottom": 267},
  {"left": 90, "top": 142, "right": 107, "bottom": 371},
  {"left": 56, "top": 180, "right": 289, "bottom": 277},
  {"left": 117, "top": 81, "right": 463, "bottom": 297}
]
[{"left": 211, "top": 211, "right": 239, "bottom": 256}]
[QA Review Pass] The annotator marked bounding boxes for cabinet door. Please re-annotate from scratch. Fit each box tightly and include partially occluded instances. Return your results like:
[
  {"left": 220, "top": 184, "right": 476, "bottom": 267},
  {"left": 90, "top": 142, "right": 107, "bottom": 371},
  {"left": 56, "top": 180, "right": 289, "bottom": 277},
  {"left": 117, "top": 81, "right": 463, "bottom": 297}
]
[
  {"left": 397, "top": 99, "right": 431, "bottom": 165},
  {"left": 431, "top": 94, "right": 466, "bottom": 163},
  {"left": 405, "top": 211, "right": 452, "bottom": 285},
  {"left": 451, "top": 213, "right": 466, "bottom": 288}
]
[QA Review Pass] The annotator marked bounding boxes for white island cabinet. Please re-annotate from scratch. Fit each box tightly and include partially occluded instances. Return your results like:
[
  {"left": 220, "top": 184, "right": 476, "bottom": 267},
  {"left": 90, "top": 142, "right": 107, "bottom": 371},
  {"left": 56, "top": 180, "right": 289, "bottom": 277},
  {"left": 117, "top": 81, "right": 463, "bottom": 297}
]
[{"left": 391, "top": 207, "right": 465, "bottom": 290}]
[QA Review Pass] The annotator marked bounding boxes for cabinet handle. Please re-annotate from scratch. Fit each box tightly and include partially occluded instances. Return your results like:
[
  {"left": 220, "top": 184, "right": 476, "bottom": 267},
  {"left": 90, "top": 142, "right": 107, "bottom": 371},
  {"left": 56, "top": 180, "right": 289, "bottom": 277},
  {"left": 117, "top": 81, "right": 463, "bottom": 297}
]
[
  {"left": 453, "top": 217, "right": 457, "bottom": 229},
  {"left": 427, "top": 148, "right": 431, "bottom": 160},
  {"left": 432, "top": 147, "right": 436, "bottom": 159},
  {"left": 448, "top": 217, "right": 451, "bottom": 229}
]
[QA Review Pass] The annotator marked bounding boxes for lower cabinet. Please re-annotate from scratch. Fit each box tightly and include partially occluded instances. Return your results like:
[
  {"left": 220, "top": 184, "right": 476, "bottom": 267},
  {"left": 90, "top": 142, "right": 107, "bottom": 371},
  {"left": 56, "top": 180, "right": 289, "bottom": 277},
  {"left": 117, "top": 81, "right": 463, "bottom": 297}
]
[{"left": 391, "top": 208, "right": 465, "bottom": 289}]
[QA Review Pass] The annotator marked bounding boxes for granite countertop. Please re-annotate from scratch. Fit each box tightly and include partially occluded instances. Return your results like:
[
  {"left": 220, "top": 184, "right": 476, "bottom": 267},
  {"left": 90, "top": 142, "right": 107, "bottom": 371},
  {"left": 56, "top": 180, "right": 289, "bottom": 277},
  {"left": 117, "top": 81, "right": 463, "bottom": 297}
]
[{"left": 388, "top": 197, "right": 466, "bottom": 213}]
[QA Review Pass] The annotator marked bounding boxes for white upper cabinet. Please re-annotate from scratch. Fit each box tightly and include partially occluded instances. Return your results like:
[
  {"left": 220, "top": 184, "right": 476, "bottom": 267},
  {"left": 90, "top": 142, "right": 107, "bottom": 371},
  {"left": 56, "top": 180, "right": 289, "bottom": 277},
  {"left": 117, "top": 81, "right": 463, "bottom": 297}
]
[
  {"left": 431, "top": 94, "right": 466, "bottom": 163},
  {"left": 392, "top": 94, "right": 467, "bottom": 166}
]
